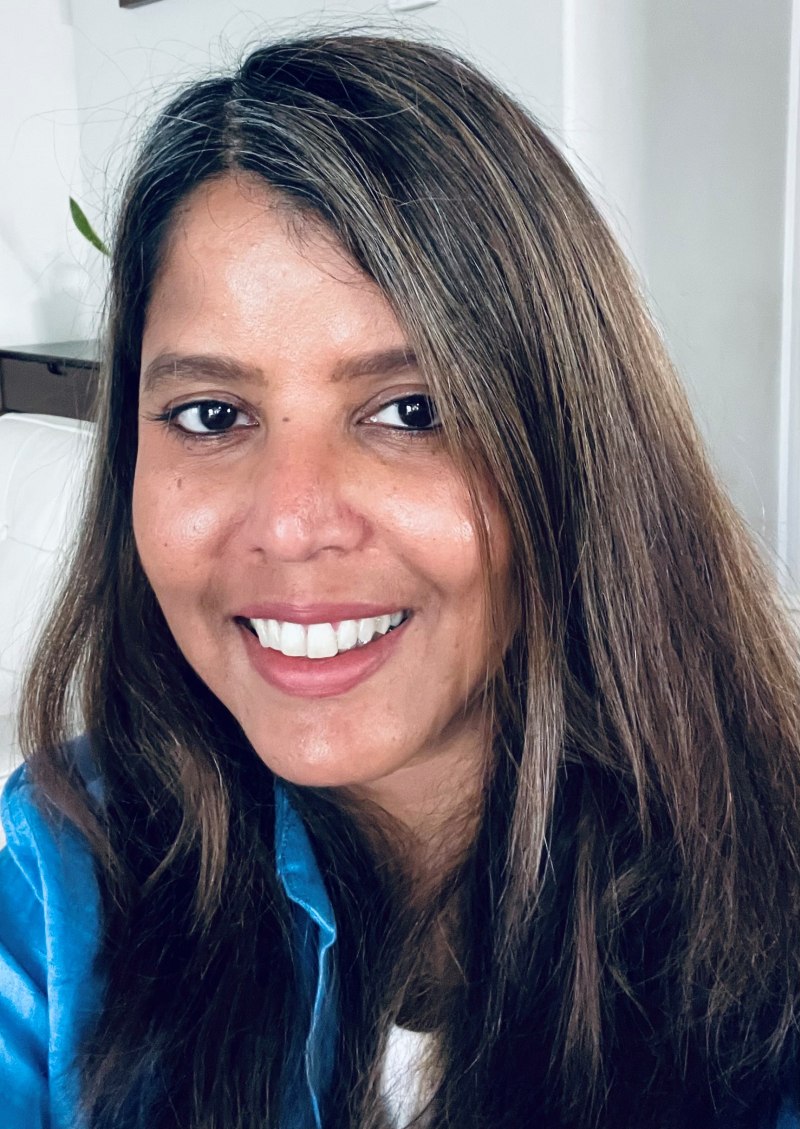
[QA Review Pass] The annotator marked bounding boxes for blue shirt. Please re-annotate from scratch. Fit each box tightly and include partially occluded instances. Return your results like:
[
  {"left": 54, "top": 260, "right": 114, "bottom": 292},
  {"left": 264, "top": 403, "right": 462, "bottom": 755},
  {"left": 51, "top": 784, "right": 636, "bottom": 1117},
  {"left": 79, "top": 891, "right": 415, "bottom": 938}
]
[
  {"left": 1, "top": 743, "right": 799, "bottom": 1129},
  {"left": 0, "top": 749, "right": 336, "bottom": 1129}
]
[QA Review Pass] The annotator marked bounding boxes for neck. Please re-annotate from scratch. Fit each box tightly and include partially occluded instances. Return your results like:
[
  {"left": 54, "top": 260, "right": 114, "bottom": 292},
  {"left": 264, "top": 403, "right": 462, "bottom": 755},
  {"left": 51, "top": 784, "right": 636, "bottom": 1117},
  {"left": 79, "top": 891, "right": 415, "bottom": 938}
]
[{"left": 344, "top": 728, "right": 489, "bottom": 894}]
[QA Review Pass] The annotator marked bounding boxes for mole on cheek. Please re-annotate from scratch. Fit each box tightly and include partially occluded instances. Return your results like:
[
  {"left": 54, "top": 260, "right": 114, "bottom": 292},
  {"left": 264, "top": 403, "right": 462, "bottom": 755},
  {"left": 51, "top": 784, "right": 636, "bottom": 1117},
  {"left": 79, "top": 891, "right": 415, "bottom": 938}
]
[{"left": 282, "top": 417, "right": 290, "bottom": 423}]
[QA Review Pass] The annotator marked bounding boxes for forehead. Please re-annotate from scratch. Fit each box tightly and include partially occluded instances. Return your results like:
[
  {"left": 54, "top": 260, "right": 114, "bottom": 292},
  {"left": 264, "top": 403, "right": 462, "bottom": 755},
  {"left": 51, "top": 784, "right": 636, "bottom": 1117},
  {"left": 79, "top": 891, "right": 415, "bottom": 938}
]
[
  {"left": 141, "top": 174, "right": 406, "bottom": 375},
  {"left": 163, "top": 174, "right": 328, "bottom": 247},
  {"left": 152, "top": 173, "right": 363, "bottom": 298}
]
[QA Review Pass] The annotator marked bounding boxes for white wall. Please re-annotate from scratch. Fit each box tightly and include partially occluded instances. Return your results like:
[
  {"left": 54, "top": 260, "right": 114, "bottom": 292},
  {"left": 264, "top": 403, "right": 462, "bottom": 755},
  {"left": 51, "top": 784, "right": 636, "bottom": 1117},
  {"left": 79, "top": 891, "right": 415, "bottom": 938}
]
[
  {"left": 562, "top": 0, "right": 649, "bottom": 270},
  {"left": 779, "top": 1, "right": 800, "bottom": 607},
  {"left": 641, "top": 0, "right": 792, "bottom": 559},
  {"left": 562, "top": 0, "right": 795, "bottom": 594},
  {"left": 0, "top": 0, "right": 97, "bottom": 344}
]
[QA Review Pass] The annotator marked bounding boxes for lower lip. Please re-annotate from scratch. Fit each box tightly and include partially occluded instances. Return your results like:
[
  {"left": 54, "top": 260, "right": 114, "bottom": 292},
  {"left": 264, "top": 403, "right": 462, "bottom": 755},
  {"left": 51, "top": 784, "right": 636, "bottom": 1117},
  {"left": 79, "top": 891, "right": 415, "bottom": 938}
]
[{"left": 239, "top": 618, "right": 410, "bottom": 698}]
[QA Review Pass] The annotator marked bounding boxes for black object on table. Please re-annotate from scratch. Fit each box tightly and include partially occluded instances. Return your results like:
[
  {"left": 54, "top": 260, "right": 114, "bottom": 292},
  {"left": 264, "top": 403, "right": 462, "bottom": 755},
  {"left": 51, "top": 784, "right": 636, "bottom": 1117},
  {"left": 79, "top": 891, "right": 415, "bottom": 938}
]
[{"left": 0, "top": 341, "right": 100, "bottom": 421}]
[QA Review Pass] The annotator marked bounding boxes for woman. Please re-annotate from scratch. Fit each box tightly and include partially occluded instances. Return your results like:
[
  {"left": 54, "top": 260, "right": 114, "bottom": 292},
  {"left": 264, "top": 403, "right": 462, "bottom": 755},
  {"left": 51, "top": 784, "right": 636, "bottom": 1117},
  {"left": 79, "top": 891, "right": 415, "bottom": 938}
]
[{"left": 3, "top": 30, "right": 800, "bottom": 1129}]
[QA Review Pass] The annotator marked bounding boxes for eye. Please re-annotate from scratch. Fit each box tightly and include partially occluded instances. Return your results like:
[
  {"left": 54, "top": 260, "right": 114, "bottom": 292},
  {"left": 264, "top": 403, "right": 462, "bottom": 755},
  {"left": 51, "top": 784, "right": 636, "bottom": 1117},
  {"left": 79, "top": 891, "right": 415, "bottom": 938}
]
[
  {"left": 163, "top": 400, "right": 254, "bottom": 435},
  {"left": 368, "top": 394, "right": 441, "bottom": 432}
]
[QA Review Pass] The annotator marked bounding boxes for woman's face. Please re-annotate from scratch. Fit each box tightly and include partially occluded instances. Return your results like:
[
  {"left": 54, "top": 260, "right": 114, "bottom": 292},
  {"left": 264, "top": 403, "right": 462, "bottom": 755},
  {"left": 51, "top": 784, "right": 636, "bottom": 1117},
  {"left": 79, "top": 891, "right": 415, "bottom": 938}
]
[{"left": 133, "top": 174, "right": 512, "bottom": 815}]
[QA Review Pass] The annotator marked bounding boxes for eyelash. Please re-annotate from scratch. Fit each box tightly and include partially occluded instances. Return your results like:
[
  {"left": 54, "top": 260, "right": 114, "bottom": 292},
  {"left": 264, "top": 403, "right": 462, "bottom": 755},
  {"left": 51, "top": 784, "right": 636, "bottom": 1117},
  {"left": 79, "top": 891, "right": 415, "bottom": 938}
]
[
  {"left": 148, "top": 395, "right": 442, "bottom": 442},
  {"left": 149, "top": 401, "right": 254, "bottom": 438}
]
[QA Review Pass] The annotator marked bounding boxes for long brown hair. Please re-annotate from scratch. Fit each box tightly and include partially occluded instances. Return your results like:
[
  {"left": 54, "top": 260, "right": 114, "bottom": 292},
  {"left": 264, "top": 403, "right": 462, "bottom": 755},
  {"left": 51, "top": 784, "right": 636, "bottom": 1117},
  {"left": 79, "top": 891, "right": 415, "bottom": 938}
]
[{"left": 20, "top": 31, "right": 800, "bottom": 1128}]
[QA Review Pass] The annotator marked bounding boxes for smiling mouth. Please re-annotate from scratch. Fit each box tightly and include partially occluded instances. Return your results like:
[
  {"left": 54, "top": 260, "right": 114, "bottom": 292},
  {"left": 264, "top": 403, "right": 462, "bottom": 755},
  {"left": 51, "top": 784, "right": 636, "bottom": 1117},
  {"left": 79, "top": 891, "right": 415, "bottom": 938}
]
[{"left": 237, "top": 611, "right": 410, "bottom": 659}]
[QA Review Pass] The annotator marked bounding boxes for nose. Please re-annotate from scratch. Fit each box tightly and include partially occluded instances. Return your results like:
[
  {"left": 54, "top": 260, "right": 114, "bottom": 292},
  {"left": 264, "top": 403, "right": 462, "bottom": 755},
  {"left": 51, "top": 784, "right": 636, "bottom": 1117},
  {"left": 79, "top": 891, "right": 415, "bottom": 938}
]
[{"left": 239, "top": 428, "right": 370, "bottom": 562}]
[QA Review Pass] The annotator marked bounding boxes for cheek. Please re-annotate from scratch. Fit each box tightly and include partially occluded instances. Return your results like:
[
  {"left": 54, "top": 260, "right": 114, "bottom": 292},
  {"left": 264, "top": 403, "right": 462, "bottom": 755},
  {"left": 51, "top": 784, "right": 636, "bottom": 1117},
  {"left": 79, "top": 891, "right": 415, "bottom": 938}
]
[
  {"left": 383, "top": 476, "right": 496, "bottom": 607},
  {"left": 415, "top": 480, "right": 514, "bottom": 663},
  {"left": 131, "top": 459, "right": 233, "bottom": 596}
]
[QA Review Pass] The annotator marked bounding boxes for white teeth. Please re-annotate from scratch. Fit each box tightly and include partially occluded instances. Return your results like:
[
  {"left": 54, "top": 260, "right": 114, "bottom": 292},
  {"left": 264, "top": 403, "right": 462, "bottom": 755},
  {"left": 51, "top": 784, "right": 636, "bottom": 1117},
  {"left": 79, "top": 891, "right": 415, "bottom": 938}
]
[
  {"left": 357, "top": 618, "right": 375, "bottom": 645},
  {"left": 336, "top": 619, "right": 358, "bottom": 652},
  {"left": 247, "top": 611, "right": 407, "bottom": 658},
  {"left": 280, "top": 621, "right": 306, "bottom": 657},
  {"left": 307, "top": 622, "right": 338, "bottom": 659},
  {"left": 252, "top": 619, "right": 271, "bottom": 648}
]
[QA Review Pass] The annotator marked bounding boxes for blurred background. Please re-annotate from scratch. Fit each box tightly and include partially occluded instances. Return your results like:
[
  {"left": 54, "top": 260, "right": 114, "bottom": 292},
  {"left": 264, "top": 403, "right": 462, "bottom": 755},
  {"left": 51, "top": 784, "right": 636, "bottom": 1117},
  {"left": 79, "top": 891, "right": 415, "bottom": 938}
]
[{"left": 1, "top": 0, "right": 798, "bottom": 605}]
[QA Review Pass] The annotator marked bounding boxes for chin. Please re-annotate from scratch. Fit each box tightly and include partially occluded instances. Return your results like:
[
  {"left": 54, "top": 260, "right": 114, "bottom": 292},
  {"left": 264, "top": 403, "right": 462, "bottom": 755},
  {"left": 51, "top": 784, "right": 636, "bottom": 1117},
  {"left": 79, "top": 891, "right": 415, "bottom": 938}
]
[
  {"left": 243, "top": 732, "right": 389, "bottom": 791},
  {"left": 266, "top": 761, "right": 391, "bottom": 793}
]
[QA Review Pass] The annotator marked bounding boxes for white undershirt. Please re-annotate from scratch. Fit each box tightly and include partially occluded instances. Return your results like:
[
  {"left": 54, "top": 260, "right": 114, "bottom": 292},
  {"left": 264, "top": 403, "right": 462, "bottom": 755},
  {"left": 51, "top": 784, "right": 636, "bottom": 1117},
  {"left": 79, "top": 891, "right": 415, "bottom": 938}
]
[{"left": 379, "top": 1024, "right": 436, "bottom": 1128}]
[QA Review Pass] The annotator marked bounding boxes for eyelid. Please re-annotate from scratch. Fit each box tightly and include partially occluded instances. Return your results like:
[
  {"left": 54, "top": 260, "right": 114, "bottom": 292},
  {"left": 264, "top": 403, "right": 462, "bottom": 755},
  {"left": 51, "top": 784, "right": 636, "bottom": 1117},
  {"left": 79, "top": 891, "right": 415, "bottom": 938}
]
[
  {"left": 148, "top": 396, "right": 258, "bottom": 436},
  {"left": 364, "top": 392, "right": 441, "bottom": 431}
]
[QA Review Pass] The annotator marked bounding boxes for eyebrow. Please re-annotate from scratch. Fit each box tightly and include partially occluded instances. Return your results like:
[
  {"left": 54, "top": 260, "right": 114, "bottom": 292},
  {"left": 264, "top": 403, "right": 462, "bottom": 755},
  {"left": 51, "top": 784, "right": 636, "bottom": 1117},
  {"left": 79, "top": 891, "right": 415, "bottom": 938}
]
[
  {"left": 330, "top": 346, "right": 418, "bottom": 382},
  {"left": 140, "top": 353, "right": 264, "bottom": 394},
  {"left": 140, "top": 346, "right": 418, "bottom": 393}
]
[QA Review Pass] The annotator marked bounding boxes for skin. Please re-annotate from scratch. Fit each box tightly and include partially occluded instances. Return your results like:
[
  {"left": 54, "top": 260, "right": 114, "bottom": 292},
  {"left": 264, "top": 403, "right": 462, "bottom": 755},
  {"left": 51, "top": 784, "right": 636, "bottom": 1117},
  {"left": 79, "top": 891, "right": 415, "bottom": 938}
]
[{"left": 133, "top": 173, "right": 513, "bottom": 860}]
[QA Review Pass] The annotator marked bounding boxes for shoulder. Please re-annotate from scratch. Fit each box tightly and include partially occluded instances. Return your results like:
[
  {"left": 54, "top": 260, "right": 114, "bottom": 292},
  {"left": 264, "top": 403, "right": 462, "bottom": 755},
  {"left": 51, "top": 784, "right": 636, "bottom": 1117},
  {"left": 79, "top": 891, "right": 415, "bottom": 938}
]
[
  {"left": 1, "top": 735, "right": 101, "bottom": 913},
  {"left": 0, "top": 739, "right": 104, "bottom": 1129}
]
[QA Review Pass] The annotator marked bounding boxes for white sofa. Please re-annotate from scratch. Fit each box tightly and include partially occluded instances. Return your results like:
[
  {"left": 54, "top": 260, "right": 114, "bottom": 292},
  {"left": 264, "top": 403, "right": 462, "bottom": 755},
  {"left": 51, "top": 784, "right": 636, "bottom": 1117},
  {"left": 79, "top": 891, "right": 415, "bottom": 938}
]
[{"left": 0, "top": 413, "right": 94, "bottom": 794}]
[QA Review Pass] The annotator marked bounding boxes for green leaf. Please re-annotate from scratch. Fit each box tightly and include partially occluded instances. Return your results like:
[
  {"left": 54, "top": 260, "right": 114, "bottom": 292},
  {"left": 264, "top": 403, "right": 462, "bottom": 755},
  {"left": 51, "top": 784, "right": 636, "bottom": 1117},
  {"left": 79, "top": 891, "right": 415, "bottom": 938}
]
[{"left": 69, "top": 197, "right": 109, "bottom": 256}]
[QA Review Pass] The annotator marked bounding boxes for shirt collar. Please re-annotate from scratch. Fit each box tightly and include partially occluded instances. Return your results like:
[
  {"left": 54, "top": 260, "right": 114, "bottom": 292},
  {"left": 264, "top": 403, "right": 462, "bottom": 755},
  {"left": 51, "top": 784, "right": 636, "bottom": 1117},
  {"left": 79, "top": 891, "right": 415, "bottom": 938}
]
[
  {"left": 273, "top": 779, "right": 337, "bottom": 948},
  {"left": 273, "top": 780, "right": 338, "bottom": 1127}
]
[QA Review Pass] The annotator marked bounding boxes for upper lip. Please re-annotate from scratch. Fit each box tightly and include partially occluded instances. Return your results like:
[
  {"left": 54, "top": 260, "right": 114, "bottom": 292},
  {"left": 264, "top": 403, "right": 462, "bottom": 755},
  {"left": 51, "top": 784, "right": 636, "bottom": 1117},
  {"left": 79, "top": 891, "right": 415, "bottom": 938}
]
[{"left": 234, "top": 602, "right": 409, "bottom": 624}]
